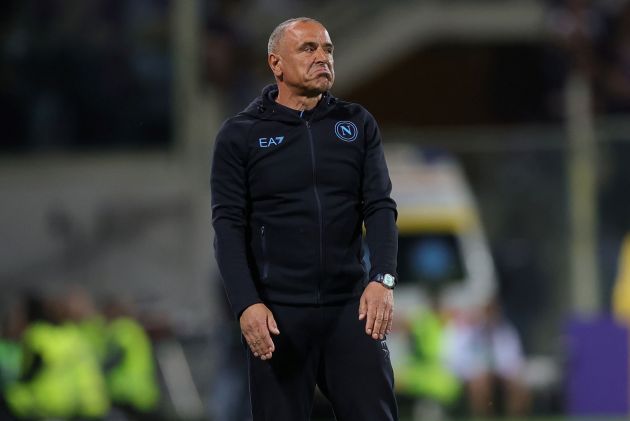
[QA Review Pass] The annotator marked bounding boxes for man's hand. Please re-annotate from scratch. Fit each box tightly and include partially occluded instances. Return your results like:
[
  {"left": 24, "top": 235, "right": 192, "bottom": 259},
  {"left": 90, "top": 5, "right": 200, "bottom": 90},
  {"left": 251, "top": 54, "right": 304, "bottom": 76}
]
[
  {"left": 240, "top": 303, "right": 280, "bottom": 360},
  {"left": 359, "top": 282, "right": 394, "bottom": 340}
]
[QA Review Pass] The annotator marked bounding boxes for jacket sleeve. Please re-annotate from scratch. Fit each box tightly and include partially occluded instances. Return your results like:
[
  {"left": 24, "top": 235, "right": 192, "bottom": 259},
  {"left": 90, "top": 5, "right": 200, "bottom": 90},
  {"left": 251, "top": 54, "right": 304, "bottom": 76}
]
[
  {"left": 211, "top": 119, "right": 261, "bottom": 318},
  {"left": 362, "top": 111, "right": 398, "bottom": 281}
]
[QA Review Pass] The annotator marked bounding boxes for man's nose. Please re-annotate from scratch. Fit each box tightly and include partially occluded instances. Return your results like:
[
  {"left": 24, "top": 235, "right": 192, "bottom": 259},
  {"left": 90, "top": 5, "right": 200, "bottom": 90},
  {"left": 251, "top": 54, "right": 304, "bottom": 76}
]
[{"left": 314, "top": 47, "right": 328, "bottom": 63}]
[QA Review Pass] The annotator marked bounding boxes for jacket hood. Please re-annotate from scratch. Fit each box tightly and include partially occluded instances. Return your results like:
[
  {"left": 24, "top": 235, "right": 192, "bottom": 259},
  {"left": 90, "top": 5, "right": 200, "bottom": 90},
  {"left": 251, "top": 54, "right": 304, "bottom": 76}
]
[{"left": 241, "top": 84, "right": 338, "bottom": 123}]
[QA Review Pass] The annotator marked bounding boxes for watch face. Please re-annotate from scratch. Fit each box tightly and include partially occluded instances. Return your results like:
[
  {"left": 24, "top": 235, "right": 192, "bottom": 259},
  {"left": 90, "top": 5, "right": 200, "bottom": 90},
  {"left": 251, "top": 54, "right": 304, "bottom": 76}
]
[{"left": 383, "top": 274, "right": 395, "bottom": 287}]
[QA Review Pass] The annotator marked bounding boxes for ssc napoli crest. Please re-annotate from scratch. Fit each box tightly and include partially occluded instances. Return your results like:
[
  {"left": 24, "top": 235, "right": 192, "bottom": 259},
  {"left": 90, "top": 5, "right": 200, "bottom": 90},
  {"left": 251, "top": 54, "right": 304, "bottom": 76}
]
[{"left": 334, "top": 121, "right": 358, "bottom": 142}]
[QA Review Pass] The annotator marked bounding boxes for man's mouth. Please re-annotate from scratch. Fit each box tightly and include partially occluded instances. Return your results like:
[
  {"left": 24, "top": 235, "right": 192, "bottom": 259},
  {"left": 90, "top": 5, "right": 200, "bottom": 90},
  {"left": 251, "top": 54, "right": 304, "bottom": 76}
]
[{"left": 313, "top": 68, "right": 332, "bottom": 79}]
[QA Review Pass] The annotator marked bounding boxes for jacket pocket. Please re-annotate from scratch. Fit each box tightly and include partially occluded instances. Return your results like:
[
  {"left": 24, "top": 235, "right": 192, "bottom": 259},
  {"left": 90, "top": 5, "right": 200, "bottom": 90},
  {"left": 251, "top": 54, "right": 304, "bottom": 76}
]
[{"left": 260, "top": 225, "right": 269, "bottom": 280}]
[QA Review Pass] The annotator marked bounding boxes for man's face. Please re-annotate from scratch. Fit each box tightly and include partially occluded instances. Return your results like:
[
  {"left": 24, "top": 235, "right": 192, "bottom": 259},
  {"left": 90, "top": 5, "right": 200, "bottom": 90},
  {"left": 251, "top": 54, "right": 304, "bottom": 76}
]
[{"left": 270, "top": 21, "right": 335, "bottom": 95}]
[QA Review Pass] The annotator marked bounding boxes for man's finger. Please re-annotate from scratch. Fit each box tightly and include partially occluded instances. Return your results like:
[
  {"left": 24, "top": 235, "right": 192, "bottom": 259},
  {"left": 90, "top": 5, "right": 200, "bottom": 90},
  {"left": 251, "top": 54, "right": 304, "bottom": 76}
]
[
  {"left": 365, "top": 299, "right": 376, "bottom": 335},
  {"left": 378, "top": 306, "right": 390, "bottom": 339},
  {"left": 248, "top": 336, "right": 261, "bottom": 356},
  {"left": 243, "top": 332, "right": 259, "bottom": 356},
  {"left": 257, "top": 339, "right": 273, "bottom": 360},
  {"left": 252, "top": 338, "right": 271, "bottom": 359},
  {"left": 373, "top": 305, "right": 385, "bottom": 340},
  {"left": 386, "top": 308, "right": 394, "bottom": 335},
  {"left": 359, "top": 295, "right": 367, "bottom": 320},
  {"left": 249, "top": 324, "right": 268, "bottom": 354},
  {"left": 255, "top": 323, "right": 275, "bottom": 354},
  {"left": 262, "top": 334, "right": 275, "bottom": 354}
]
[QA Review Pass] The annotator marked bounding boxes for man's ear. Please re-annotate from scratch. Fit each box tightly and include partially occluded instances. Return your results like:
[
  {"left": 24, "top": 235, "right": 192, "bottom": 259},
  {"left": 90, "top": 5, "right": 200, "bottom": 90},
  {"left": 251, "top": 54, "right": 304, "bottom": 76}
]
[{"left": 268, "top": 53, "right": 282, "bottom": 79}]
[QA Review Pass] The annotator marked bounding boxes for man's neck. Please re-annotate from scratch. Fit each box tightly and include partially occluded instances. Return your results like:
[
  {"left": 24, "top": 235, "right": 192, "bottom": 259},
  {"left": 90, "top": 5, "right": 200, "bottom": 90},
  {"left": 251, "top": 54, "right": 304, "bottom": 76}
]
[{"left": 275, "top": 87, "right": 322, "bottom": 111}]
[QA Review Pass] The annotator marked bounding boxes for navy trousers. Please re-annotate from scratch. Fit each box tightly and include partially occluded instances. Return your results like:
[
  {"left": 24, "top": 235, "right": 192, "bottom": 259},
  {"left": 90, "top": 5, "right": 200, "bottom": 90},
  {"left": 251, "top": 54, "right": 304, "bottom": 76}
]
[{"left": 246, "top": 298, "right": 399, "bottom": 421}]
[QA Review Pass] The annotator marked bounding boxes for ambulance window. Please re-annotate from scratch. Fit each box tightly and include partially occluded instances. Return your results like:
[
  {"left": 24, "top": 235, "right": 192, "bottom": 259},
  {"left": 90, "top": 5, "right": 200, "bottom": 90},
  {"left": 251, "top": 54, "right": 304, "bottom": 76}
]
[{"left": 397, "top": 233, "right": 466, "bottom": 287}]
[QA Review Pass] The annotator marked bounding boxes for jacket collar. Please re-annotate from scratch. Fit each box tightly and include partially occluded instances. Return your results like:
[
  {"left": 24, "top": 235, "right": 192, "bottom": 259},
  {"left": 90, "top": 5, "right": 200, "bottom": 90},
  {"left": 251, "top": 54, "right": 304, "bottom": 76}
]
[{"left": 241, "top": 84, "right": 337, "bottom": 123}]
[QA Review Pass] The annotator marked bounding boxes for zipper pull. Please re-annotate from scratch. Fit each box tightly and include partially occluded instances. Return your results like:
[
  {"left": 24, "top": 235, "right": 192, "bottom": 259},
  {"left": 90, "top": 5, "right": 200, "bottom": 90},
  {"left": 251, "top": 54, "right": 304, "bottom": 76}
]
[
  {"left": 306, "top": 121, "right": 311, "bottom": 128},
  {"left": 261, "top": 225, "right": 265, "bottom": 236}
]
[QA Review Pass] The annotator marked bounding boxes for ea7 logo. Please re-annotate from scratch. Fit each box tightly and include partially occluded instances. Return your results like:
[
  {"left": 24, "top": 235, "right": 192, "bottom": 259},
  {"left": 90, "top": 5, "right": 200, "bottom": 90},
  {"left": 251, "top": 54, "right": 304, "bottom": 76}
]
[{"left": 259, "top": 136, "right": 285, "bottom": 148}]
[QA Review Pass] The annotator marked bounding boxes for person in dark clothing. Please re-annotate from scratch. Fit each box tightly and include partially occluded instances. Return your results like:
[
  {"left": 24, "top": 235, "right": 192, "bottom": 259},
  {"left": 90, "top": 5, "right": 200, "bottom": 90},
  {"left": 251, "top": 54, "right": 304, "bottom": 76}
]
[{"left": 211, "top": 17, "right": 399, "bottom": 421}]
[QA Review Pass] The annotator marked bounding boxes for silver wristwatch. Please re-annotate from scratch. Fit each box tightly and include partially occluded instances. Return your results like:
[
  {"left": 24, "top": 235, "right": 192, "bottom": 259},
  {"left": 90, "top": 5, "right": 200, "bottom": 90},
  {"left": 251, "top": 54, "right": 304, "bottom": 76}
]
[{"left": 372, "top": 273, "right": 396, "bottom": 290}]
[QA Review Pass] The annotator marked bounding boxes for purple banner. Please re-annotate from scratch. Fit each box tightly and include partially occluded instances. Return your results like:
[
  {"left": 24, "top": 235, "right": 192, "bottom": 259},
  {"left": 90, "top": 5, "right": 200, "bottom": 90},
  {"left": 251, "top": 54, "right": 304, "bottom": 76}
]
[{"left": 566, "top": 316, "right": 629, "bottom": 415}]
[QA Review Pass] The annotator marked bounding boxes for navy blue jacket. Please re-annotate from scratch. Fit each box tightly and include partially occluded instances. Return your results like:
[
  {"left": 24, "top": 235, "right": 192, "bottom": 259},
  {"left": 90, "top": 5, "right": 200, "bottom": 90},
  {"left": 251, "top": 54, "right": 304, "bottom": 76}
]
[{"left": 211, "top": 85, "right": 398, "bottom": 318}]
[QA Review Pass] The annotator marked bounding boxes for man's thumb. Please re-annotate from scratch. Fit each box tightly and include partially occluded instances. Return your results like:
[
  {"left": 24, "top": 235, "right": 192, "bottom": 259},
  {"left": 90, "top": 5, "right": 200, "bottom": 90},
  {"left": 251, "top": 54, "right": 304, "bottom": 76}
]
[{"left": 267, "top": 313, "right": 280, "bottom": 335}]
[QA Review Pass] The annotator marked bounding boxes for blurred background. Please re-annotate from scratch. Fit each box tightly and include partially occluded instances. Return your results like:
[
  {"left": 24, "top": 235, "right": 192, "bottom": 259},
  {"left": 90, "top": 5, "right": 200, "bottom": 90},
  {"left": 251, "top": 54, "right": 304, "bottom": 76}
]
[{"left": 1, "top": 0, "right": 630, "bottom": 420}]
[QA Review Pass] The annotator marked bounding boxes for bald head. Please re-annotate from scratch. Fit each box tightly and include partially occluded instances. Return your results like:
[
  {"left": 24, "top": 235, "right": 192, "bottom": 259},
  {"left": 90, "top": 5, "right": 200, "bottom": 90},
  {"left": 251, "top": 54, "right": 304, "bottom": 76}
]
[
  {"left": 267, "top": 17, "right": 324, "bottom": 55},
  {"left": 267, "top": 17, "right": 334, "bottom": 107}
]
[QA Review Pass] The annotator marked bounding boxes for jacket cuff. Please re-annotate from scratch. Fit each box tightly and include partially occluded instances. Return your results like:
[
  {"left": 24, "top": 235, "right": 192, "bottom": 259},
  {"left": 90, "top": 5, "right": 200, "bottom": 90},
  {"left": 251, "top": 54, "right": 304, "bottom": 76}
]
[
  {"left": 369, "top": 268, "right": 398, "bottom": 282},
  {"left": 232, "top": 296, "right": 263, "bottom": 320}
]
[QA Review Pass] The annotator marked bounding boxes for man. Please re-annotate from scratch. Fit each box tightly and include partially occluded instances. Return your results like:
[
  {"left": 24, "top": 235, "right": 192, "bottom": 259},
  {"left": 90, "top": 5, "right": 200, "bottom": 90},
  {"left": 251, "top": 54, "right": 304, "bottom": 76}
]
[{"left": 211, "top": 17, "right": 399, "bottom": 421}]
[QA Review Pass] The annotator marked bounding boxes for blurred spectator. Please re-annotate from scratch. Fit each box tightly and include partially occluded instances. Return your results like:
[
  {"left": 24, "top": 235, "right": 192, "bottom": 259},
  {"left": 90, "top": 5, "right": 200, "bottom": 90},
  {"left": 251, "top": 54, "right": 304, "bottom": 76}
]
[
  {"left": 102, "top": 295, "right": 161, "bottom": 419},
  {"left": 4, "top": 291, "right": 111, "bottom": 419},
  {"left": 395, "top": 293, "right": 461, "bottom": 420},
  {"left": 0, "top": 332, "right": 21, "bottom": 393},
  {"left": 0, "top": 299, "right": 26, "bottom": 383},
  {"left": 62, "top": 285, "right": 161, "bottom": 418},
  {"left": 443, "top": 297, "right": 530, "bottom": 417},
  {"left": 62, "top": 285, "right": 109, "bottom": 363},
  {"left": 0, "top": 297, "right": 26, "bottom": 421},
  {"left": 2, "top": 286, "right": 160, "bottom": 420}
]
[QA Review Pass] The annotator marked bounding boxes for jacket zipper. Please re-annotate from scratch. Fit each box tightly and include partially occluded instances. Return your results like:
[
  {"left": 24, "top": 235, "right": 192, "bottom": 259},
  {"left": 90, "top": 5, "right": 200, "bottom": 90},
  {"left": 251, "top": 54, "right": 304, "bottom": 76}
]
[
  {"left": 260, "top": 225, "right": 269, "bottom": 279},
  {"left": 306, "top": 121, "right": 323, "bottom": 304}
]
